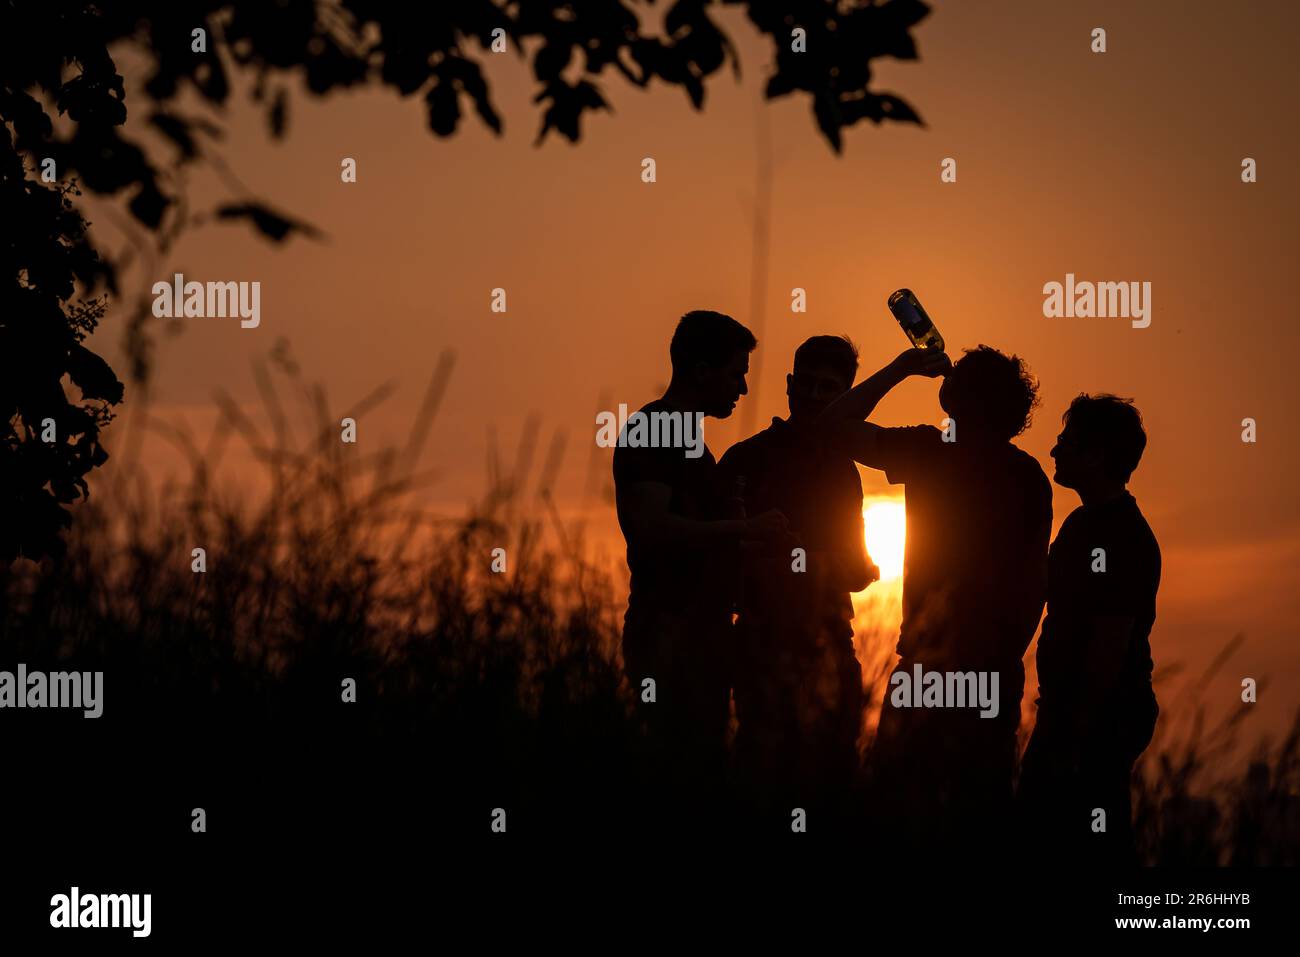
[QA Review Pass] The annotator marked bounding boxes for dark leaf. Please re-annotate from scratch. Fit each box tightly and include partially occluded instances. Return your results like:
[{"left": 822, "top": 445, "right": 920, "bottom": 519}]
[
  {"left": 683, "top": 73, "right": 704, "bottom": 109},
  {"left": 441, "top": 56, "right": 501, "bottom": 134},
  {"left": 883, "top": 0, "right": 932, "bottom": 29},
  {"left": 215, "top": 203, "right": 323, "bottom": 243},
  {"left": 679, "top": 19, "right": 727, "bottom": 76},
  {"left": 425, "top": 81, "right": 461, "bottom": 136},
  {"left": 193, "top": 53, "right": 230, "bottom": 104},
  {"left": 765, "top": 71, "right": 797, "bottom": 99},
  {"left": 128, "top": 180, "right": 170, "bottom": 228},
  {"left": 840, "top": 96, "right": 884, "bottom": 124},
  {"left": 1, "top": 89, "right": 54, "bottom": 148},
  {"left": 269, "top": 88, "right": 289, "bottom": 139},
  {"left": 51, "top": 474, "right": 82, "bottom": 504},
  {"left": 66, "top": 343, "right": 125, "bottom": 404},
  {"left": 534, "top": 42, "right": 572, "bottom": 82},
  {"left": 381, "top": 45, "right": 433, "bottom": 95},
  {"left": 885, "top": 33, "right": 919, "bottom": 61},
  {"left": 877, "top": 93, "right": 923, "bottom": 125},
  {"left": 149, "top": 111, "right": 198, "bottom": 159},
  {"left": 665, "top": 0, "right": 705, "bottom": 37},
  {"left": 56, "top": 73, "right": 128, "bottom": 128},
  {"left": 574, "top": 80, "right": 607, "bottom": 111},
  {"left": 627, "top": 39, "right": 660, "bottom": 83},
  {"left": 812, "top": 91, "right": 843, "bottom": 153}
]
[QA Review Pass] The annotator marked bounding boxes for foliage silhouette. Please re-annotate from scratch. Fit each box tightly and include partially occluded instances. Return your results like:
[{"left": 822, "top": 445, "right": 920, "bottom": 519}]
[
  {"left": 2, "top": 348, "right": 1294, "bottom": 863},
  {"left": 1, "top": 0, "right": 929, "bottom": 560}
]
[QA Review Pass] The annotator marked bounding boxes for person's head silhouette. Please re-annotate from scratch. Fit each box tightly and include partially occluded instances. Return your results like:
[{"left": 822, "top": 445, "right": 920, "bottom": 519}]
[
  {"left": 667, "top": 310, "right": 757, "bottom": 418},
  {"left": 1050, "top": 393, "right": 1146, "bottom": 493},
  {"left": 938, "top": 344, "right": 1039, "bottom": 441},
  {"left": 786, "top": 334, "right": 858, "bottom": 421}
]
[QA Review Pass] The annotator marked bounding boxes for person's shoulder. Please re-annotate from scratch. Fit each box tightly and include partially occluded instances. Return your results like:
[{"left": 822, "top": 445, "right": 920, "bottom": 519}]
[
  {"left": 1050, "top": 504, "right": 1097, "bottom": 566},
  {"left": 724, "top": 420, "right": 781, "bottom": 457},
  {"left": 1007, "top": 442, "right": 1052, "bottom": 501},
  {"left": 613, "top": 401, "right": 667, "bottom": 447},
  {"left": 1012, "top": 442, "right": 1048, "bottom": 473},
  {"left": 611, "top": 434, "right": 642, "bottom": 474},
  {"left": 1121, "top": 494, "right": 1162, "bottom": 556},
  {"left": 718, "top": 423, "right": 774, "bottom": 473},
  {"left": 612, "top": 401, "right": 676, "bottom": 479},
  {"left": 1006, "top": 440, "right": 1046, "bottom": 472},
  {"left": 1057, "top": 502, "right": 1087, "bottom": 535}
]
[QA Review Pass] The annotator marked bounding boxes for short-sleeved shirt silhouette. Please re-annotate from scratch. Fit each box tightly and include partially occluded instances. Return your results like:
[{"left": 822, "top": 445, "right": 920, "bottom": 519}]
[
  {"left": 612, "top": 400, "right": 730, "bottom": 622},
  {"left": 873, "top": 425, "right": 1052, "bottom": 667},
  {"left": 719, "top": 416, "right": 877, "bottom": 628},
  {"left": 1034, "top": 492, "right": 1161, "bottom": 737}
]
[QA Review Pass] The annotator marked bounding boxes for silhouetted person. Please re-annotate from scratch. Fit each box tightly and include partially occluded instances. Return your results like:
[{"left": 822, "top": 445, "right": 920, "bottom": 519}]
[
  {"left": 718, "top": 335, "right": 879, "bottom": 824},
  {"left": 824, "top": 345, "right": 1052, "bottom": 853},
  {"left": 612, "top": 310, "right": 788, "bottom": 828},
  {"left": 1018, "top": 394, "right": 1160, "bottom": 866}
]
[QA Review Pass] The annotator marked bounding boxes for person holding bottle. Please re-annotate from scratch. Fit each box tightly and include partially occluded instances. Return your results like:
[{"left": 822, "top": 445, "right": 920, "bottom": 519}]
[{"left": 821, "top": 335, "right": 1052, "bottom": 855}]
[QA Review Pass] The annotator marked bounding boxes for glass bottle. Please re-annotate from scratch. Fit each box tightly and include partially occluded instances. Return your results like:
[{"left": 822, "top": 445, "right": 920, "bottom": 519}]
[{"left": 888, "top": 288, "right": 944, "bottom": 351}]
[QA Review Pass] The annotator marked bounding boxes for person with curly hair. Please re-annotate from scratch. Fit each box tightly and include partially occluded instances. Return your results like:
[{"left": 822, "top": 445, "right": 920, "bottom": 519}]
[{"left": 822, "top": 344, "right": 1053, "bottom": 854}]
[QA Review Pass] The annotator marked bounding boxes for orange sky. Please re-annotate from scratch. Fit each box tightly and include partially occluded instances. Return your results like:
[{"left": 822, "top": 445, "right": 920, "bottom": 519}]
[{"left": 84, "top": 0, "right": 1300, "bottom": 751}]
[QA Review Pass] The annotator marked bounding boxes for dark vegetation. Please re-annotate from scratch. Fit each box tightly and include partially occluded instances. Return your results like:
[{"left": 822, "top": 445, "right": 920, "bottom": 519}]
[{"left": 3, "top": 354, "right": 1296, "bottom": 863}]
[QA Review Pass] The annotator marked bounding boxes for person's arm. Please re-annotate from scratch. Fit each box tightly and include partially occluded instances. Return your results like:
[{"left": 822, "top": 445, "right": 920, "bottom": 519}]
[
  {"left": 820, "top": 347, "right": 951, "bottom": 423},
  {"left": 616, "top": 481, "right": 789, "bottom": 548},
  {"left": 829, "top": 419, "right": 888, "bottom": 469},
  {"left": 812, "top": 545, "right": 873, "bottom": 593},
  {"left": 828, "top": 509, "right": 874, "bottom": 592},
  {"left": 837, "top": 471, "right": 878, "bottom": 591},
  {"left": 1012, "top": 496, "right": 1053, "bottom": 645},
  {"left": 1067, "top": 533, "right": 1159, "bottom": 738},
  {"left": 1067, "top": 614, "right": 1135, "bottom": 738}
]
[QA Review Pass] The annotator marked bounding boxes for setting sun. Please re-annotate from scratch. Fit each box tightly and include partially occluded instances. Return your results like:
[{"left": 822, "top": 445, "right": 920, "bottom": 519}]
[{"left": 864, "top": 500, "right": 907, "bottom": 581}]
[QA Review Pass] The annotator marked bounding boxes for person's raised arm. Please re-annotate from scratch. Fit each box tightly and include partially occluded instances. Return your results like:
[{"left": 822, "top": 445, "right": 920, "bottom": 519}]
[
  {"left": 827, "top": 418, "right": 883, "bottom": 469},
  {"left": 820, "top": 347, "right": 951, "bottom": 423}
]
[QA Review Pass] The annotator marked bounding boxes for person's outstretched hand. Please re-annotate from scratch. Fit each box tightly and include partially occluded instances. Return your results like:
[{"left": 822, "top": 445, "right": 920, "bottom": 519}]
[{"left": 890, "top": 346, "right": 951, "bottom": 379}]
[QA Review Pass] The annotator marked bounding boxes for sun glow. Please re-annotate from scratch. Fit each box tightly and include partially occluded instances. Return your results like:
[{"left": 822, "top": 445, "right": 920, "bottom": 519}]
[{"left": 863, "top": 500, "right": 906, "bottom": 581}]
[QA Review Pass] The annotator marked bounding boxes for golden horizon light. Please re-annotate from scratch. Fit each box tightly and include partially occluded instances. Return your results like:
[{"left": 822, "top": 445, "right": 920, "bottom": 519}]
[{"left": 864, "top": 499, "right": 907, "bottom": 582}]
